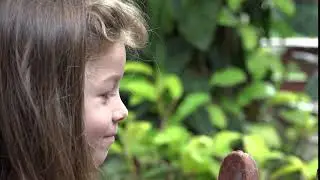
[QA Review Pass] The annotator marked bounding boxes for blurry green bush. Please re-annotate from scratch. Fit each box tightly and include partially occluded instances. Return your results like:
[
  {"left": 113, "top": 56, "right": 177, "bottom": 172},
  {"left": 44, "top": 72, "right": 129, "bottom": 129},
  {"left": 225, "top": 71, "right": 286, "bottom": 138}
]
[{"left": 100, "top": 0, "right": 318, "bottom": 179}]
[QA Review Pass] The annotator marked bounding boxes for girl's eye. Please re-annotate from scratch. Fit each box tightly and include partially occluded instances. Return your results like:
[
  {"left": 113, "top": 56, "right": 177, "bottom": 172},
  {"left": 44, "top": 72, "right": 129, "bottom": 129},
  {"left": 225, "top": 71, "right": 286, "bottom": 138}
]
[{"left": 100, "top": 91, "right": 117, "bottom": 103}]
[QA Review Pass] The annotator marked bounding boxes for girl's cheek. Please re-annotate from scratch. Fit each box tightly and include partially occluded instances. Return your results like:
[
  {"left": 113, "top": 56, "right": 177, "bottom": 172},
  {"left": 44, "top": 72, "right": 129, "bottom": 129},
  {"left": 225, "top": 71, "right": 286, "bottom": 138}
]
[{"left": 84, "top": 99, "right": 112, "bottom": 137}]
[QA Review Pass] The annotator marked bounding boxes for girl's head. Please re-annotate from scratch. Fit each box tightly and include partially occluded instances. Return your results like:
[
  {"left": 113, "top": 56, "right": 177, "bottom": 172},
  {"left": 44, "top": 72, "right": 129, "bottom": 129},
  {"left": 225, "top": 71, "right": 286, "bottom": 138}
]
[{"left": 0, "top": 0, "right": 147, "bottom": 179}]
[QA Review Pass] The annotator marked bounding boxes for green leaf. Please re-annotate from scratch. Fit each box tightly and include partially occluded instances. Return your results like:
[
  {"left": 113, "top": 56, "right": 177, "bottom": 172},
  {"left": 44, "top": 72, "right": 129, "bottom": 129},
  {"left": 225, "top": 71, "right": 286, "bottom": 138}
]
[
  {"left": 265, "top": 151, "right": 285, "bottom": 161},
  {"left": 124, "top": 122, "right": 152, "bottom": 141},
  {"left": 164, "top": 74, "right": 184, "bottom": 100},
  {"left": 220, "top": 97, "right": 243, "bottom": 117},
  {"left": 122, "top": 121, "right": 153, "bottom": 156},
  {"left": 128, "top": 95, "right": 144, "bottom": 106},
  {"left": 239, "top": 25, "right": 258, "bottom": 51},
  {"left": 279, "top": 109, "right": 316, "bottom": 128},
  {"left": 227, "top": 0, "right": 246, "bottom": 11},
  {"left": 303, "top": 158, "right": 318, "bottom": 179},
  {"left": 243, "top": 134, "right": 270, "bottom": 164},
  {"left": 212, "top": 131, "right": 242, "bottom": 158},
  {"left": 109, "top": 142, "right": 123, "bottom": 154},
  {"left": 269, "top": 91, "right": 302, "bottom": 105},
  {"left": 177, "top": 0, "right": 222, "bottom": 50},
  {"left": 218, "top": 7, "right": 238, "bottom": 27},
  {"left": 246, "top": 123, "right": 282, "bottom": 148},
  {"left": 164, "top": 37, "right": 193, "bottom": 74},
  {"left": 272, "top": 0, "right": 296, "bottom": 16},
  {"left": 181, "top": 150, "right": 215, "bottom": 174},
  {"left": 206, "top": 104, "right": 227, "bottom": 129},
  {"left": 247, "top": 48, "right": 284, "bottom": 81},
  {"left": 153, "top": 126, "right": 189, "bottom": 145},
  {"left": 120, "top": 79, "right": 157, "bottom": 102},
  {"left": 237, "top": 82, "right": 276, "bottom": 106},
  {"left": 288, "top": 156, "right": 305, "bottom": 168},
  {"left": 125, "top": 61, "right": 153, "bottom": 76},
  {"left": 210, "top": 160, "right": 222, "bottom": 178},
  {"left": 247, "top": 49, "right": 270, "bottom": 80},
  {"left": 181, "top": 136, "right": 215, "bottom": 174},
  {"left": 148, "top": 0, "right": 174, "bottom": 34},
  {"left": 170, "top": 92, "right": 210, "bottom": 123},
  {"left": 271, "top": 164, "right": 302, "bottom": 179},
  {"left": 210, "top": 67, "right": 247, "bottom": 87},
  {"left": 271, "top": 156, "right": 304, "bottom": 180},
  {"left": 269, "top": 55, "right": 285, "bottom": 82},
  {"left": 271, "top": 19, "right": 296, "bottom": 37},
  {"left": 142, "top": 164, "right": 178, "bottom": 179}
]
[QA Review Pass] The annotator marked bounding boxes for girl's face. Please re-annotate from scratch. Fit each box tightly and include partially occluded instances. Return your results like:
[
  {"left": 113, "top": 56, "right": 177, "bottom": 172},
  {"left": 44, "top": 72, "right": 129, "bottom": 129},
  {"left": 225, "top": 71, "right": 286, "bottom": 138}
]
[{"left": 84, "top": 42, "right": 128, "bottom": 166}]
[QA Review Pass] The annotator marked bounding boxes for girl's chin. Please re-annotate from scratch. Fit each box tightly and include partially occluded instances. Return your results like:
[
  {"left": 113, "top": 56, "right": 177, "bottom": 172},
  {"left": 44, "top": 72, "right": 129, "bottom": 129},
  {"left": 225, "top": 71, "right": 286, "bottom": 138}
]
[
  {"left": 94, "top": 148, "right": 110, "bottom": 167},
  {"left": 93, "top": 137, "right": 115, "bottom": 166}
]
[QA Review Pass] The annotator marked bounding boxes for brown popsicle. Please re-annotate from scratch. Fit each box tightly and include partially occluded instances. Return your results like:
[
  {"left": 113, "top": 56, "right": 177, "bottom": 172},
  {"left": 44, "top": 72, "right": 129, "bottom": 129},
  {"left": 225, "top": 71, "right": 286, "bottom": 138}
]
[{"left": 218, "top": 150, "right": 259, "bottom": 180}]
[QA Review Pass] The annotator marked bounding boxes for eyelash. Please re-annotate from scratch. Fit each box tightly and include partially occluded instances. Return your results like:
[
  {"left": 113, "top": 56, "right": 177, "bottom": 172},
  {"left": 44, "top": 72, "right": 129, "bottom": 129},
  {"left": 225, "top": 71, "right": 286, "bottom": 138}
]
[
  {"left": 100, "top": 90, "right": 117, "bottom": 103},
  {"left": 101, "top": 91, "right": 116, "bottom": 99}
]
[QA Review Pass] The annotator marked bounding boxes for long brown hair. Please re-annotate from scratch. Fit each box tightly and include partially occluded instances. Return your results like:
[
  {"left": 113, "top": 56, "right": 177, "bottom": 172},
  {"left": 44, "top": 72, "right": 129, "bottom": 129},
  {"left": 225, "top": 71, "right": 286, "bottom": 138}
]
[{"left": 0, "top": 0, "right": 147, "bottom": 179}]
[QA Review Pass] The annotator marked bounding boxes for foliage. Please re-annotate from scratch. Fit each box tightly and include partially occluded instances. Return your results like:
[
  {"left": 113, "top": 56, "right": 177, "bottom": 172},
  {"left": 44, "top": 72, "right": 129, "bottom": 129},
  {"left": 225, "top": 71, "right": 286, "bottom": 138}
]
[{"left": 100, "top": 0, "right": 318, "bottom": 179}]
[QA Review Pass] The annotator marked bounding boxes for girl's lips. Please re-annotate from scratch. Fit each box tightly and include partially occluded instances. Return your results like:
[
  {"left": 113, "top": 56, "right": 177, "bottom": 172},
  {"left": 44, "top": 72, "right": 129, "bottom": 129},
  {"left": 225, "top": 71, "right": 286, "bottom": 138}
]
[
  {"left": 104, "top": 133, "right": 116, "bottom": 138},
  {"left": 100, "top": 136, "right": 115, "bottom": 148}
]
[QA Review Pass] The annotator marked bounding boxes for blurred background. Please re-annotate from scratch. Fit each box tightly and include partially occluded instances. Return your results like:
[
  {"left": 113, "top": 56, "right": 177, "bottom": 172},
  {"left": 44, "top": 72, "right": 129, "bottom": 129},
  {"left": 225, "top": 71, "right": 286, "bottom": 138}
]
[{"left": 100, "top": 0, "right": 318, "bottom": 179}]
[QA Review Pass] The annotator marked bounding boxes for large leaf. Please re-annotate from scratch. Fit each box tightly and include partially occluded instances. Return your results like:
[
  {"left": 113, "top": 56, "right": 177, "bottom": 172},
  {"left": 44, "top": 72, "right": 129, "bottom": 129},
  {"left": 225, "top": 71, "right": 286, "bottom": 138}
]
[
  {"left": 181, "top": 136, "right": 216, "bottom": 174},
  {"left": 279, "top": 109, "right": 317, "bottom": 129},
  {"left": 218, "top": 7, "right": 238, "bottom": 27},
  {"left": 227, "top": 0, "right": 246, "bottom": 11},
  {"left": 153, "top": 126, "right": 190, "bottom": 159},
  {"left": 247, "top": 49, "right": 270, "bottom": 81},
  {"left": 109, "top": 142, "right": 123, "bottom": 154},
  {"left": 212, "top": 131, "right": 242, "bottom": 158},
  {"left": 170, "top": 92, "right": 210, "bottom": 124},
  {"left": 303, "top": 158, "right": 318, "bottom": 179},
  {"left": 220, "top": 97, "right": 243, "bottom": 117},
  {"left": 142, "top": 164, "right": 179, "bottom": 179},
  {"left": 269, "top": 54, "right": 285, "bottom": 82},
  {"left": 206, "top": 104, "right": 227, "bottom": 129},
  {"left": 164, "top": 74, "right": 183, "bottom": 100},
  {"left": 246, "top": 123, "right": 282, "bottom": 149},
  {"left": 239, "top": 25, "right": 258, "bottom": 51},
  {"left": 128, "top": 95, "right": 144, "bottom": 107},
  {"left": 271, "top": 18, "right": 297, "bottom": 37},
  {"left": 272, "top": 0, "right": 296, "bottom": 16},
  {"left": 176, "top": 0, "right": 222, "bottom": 50},
  {"left": 153, "top": 125, "right": 189, "bottom": 146},
  {"left": 120, "top": 79, "right": 157, "bottom": 102},
  {"left": 148, "top": 0, "right": 174, "bottom": 34},
  {"left": 164, "top": 37, "right": 193, "bottom": 74},
  {"left": 271, "top": 156, "right": 304, "bottom": 180},
  {"left": 243, "top": 134, "right": 270, "bottom": 165},
  {"left": 210, "top": 67, "right": 247, "bottom": 87},
  {"left": 268, "top": 91, "right": 310, "bottom": 106},
  {"left": 237, "top": 82, "right": 276, "bottom": 106},
  {"left": 125, "top": 61, "right": 153, "bottom": 76},
  {"left": 182, "top": 69, "right": 211, "bottom": 92},
  {"left": 247, "top": 48, "right": 284, "bottom": 81},
  {"left": 122, "top": 121, "right": 153, "bottom": 156}
]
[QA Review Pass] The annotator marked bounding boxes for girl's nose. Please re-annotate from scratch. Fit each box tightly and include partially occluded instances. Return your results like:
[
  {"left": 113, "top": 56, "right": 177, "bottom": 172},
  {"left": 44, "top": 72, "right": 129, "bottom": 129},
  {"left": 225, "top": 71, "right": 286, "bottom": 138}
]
[{"left": 112, "top": 108, "right": 128, "bottom": 123}]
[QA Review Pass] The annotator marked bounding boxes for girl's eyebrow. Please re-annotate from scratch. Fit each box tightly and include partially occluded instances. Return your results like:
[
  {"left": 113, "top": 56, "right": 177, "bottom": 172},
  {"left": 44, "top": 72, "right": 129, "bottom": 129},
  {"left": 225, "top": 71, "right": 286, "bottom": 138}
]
[
  {"left": 103, "top": 74, "right": 121, "bottom": 83},
  {"left": 102, "top": 74, "right": 121, "bottom": 89}
]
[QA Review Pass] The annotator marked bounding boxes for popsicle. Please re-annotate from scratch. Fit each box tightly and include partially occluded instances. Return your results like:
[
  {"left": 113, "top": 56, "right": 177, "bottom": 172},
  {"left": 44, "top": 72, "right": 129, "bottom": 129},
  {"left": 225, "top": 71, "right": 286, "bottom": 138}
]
[{"left": 218, "top": 150, "right": 259, "bottom": 180}]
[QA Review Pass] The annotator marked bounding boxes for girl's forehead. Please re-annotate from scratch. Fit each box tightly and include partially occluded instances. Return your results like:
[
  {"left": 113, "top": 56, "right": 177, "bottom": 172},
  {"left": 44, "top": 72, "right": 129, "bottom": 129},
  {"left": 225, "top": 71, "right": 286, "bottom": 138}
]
[
  {"left": 88, "top": 43, "right": 125, "bottom": 66},
  {"left": 85, "top": 42, "right": 126, "bottom": 81}
]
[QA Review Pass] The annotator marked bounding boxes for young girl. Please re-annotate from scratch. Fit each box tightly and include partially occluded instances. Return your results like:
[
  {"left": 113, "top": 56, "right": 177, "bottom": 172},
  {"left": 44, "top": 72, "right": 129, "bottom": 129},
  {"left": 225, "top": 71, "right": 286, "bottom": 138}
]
[{"left": 0, "top": 0, "right": 147, "bottom": 179}]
